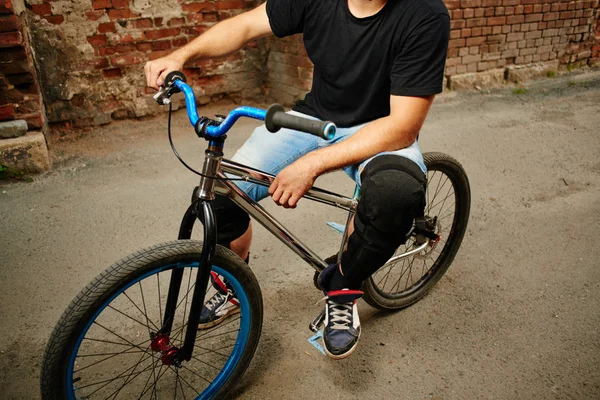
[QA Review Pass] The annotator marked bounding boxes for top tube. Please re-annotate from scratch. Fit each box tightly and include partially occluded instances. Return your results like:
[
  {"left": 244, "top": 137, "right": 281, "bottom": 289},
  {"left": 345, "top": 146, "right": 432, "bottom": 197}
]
[{"left": 174, "top": 80, "right": 266, "bottom": 138}]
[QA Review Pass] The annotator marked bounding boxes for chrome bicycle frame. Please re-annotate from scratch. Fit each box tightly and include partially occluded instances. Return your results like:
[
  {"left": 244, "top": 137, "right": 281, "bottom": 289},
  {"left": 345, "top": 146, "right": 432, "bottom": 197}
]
[{"left": 216, "top": 158, "right": 358, "bottom": 273}]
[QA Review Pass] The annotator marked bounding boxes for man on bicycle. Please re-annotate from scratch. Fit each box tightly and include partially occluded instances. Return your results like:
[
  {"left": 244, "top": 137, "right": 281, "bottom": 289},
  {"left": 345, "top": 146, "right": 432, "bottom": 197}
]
[{"left": 145, "top": 0, "right": 449, "bottom": 359}]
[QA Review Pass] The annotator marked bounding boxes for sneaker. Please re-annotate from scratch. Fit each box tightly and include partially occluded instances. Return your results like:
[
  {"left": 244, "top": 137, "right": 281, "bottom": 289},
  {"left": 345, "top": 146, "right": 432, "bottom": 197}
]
[
  {"left": 198, "top": 271, "right": 240, "bottom": 330},
  {"left": 322, "top": 289, "right": 363, "bottom": 359}
]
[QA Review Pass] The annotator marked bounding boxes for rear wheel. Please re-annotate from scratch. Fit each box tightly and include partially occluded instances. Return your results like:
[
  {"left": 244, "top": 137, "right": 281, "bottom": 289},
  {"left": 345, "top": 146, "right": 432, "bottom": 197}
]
[
  {"left": 41, "top": 240, "right": 262, "bottom": 399},
  {"left": 363, "top": 152, "right": 471, "bottom": 310}
]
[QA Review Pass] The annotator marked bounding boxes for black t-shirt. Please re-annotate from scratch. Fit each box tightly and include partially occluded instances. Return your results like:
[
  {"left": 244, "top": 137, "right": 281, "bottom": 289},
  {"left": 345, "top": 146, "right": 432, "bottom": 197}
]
[{"left": 266, "top": 0, "right": 450, "bottom": 127}]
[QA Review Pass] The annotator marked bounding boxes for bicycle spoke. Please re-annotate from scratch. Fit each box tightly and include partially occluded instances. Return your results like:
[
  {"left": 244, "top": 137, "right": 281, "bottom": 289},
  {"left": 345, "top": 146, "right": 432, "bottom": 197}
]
[
  {"left": 107, "top": 304, "right": 154, "bottom": 331},
  {"left": 177, "top": 367, "right": 189, "bottom": 400},
  {"left": 170, "top": 366, "right": 201, "bottom": 396},
  {"left": 197, "top": 328, "right": 240, "bottom": 342},
  {"left": 123, "top": 291, "right": 161, "bottom": 332},
  {"left": 157, "top": 273, "right": 163, "bottom": 334},
  {"left": 181, "top": 365, "right": 213, "bottom": 384},
  {"left": 190, "top": 354, "right": 224, "bottom": 372},
  {"left": 81, "top": 351, "right": 153, "bottom": 397},
  {"left": 77, "top": 348, "right": 146, "bottom": 358},
  {"left": 197, "top": 315, "right": 241, "bottom": 338},
  {"left": 180, "top": 268, "right": 194, "bottom": 347},
  {"left": 139, "top": 281, "right": 154, "bottom": 340},
  {"left": 75, "top": 335, "right": 152, "bottom": 373}
]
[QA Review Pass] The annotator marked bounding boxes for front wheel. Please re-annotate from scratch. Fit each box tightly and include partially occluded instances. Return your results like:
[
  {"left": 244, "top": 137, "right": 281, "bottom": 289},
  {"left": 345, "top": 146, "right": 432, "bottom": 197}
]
[
  {"left": 41, "top": 240, "right": 263, "bottom": 399},
  {"left": 363, "top": 152, "right": 471, "bottom": 310}
]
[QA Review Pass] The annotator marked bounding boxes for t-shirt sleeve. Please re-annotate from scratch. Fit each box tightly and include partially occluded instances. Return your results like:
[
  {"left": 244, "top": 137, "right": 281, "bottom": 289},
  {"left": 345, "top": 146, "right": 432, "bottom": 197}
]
[
  {"left": 390, "top": 13, "right": 450, "bottom": 97},
  {"left": 266, "top": 0, "right": 308, "bottom": 38}
]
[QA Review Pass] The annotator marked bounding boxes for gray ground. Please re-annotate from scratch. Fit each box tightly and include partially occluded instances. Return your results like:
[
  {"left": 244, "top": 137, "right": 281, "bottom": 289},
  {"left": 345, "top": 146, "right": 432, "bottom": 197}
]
[{"left": 1, "top": 70, "right": 600, "bottom": 399}]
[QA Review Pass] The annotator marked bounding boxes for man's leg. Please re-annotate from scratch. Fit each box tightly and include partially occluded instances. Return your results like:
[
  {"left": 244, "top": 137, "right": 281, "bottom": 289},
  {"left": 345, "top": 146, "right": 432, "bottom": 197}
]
[{"left": 319, "top": 152, "right": 426, "bottom": 358}]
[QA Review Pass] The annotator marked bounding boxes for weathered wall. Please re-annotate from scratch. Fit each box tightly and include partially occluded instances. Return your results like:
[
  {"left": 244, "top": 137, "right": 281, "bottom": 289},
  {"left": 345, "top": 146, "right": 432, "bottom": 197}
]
[
  {"left": 266, "top": 0, "right": 600, "bottom": 103},
  {"left": 24, "top": 0, "right": 265, "bottom": 134},
  {"left": 0, "top": 0, "right": 45, "bottom": 129}
]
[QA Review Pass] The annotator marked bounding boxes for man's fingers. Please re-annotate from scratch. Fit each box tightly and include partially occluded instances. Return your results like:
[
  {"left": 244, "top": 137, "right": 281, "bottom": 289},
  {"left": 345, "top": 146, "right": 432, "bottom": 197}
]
[
  {"left": 271, "top": 186, "right": 283, "bottom": 203},
  {"left": 278, "top": 191, "right": 291, "bottom": 207},
  {"left": 268, "top": 180, "right": 277, "bottom": 195},
  {"left": 287, "top": 194, "right": 300, "bottom": 208}
]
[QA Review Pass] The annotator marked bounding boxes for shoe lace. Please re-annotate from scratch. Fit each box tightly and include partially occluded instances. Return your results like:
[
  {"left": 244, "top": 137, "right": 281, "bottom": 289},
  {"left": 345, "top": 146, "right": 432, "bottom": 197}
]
[
  {"left": 205, "top": 291, "right": 227, "bottom": 311},
  {"left": 327, "top": 300, "right": 353, "bottom": 331}
]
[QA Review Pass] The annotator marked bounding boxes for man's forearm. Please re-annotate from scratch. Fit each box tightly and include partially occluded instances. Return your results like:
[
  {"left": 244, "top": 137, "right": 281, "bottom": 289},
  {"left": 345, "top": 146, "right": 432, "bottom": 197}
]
[{"left": 305, "top": 116, "right": 420, "bottom": 176}]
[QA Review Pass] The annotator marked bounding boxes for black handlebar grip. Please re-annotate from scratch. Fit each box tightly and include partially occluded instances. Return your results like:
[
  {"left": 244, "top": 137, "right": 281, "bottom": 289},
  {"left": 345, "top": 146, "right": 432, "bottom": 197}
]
[
  {"left": 265, "top": 104, "right": 336, "bottom": 140},
  {"left": 164, "top": 71, "right": 187, "bottom": 92}
]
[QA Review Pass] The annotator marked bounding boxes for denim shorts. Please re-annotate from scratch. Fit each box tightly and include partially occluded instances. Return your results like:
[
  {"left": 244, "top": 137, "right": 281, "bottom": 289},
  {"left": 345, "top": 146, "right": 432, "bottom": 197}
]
[{"left": 231, "top": 111, "right": 426, "bottom": 202}]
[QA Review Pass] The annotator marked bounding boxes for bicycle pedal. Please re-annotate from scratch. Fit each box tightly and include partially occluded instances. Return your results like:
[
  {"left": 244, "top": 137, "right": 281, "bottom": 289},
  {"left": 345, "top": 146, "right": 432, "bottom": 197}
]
[{"left": 309, "top": 309, "right": 326, "bottom": 332}]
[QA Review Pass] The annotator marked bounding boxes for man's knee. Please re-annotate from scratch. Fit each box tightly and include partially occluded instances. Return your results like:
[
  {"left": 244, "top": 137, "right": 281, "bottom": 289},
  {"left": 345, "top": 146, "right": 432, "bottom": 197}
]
[
  {"left": 195, "top": 191, "right": 250, "bottom": 248},
  {"left": 340, "top": 156, "right": 426, "bottom": 285},
  {"left": 358, "top": 155, "right": 426, "bottom": 238}
]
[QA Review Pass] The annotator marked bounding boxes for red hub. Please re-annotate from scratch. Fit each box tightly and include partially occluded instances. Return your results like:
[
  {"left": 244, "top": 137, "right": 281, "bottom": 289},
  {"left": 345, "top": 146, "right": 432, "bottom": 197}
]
[
  {"left": 161, "top": 347, "right": 180, "bottom": 366},
  {"left": 150, "top": 334, "right": 170, "bottom": 352}
]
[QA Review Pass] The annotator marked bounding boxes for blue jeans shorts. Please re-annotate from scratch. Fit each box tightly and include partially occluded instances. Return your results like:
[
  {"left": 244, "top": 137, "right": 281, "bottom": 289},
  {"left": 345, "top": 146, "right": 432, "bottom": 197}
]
[{"left": 231, "top": 111, "right": 426, "bottom": 202}]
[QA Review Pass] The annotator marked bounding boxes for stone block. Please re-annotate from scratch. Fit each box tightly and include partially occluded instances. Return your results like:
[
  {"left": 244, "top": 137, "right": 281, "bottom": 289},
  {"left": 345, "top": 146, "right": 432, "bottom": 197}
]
[
  {"left": 0, "top": 131, "right": 50, "bottom": 173},
  {"left": 448, "top": 68, "right": 506, "bottom": 90},
  {"left": 505, "top": 60, "right": 559, "bottom": 82},
  {"left": 0, "top": 119, "right": 27, "bottom": 139}
]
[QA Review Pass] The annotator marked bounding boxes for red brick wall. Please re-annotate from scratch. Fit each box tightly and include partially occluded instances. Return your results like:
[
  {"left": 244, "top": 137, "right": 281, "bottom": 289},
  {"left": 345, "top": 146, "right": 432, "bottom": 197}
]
[
  {"left": 24, "top": 0, "right": 264, "bottom": 133},
  {"left": 266, "top": 0, "right": 600, "bottom": 103},
  {"left": 0, "top": 0, "right": 44, "bottom": 129},
  {"left": 592, "top": 7, "right": 600, "bottom": 64}
]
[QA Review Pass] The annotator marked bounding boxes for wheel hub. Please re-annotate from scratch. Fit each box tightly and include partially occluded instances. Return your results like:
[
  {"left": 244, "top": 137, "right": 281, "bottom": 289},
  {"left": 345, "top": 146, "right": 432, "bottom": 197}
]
[{"left": 151, "top": 334, "right": 181, "bottom": 366}]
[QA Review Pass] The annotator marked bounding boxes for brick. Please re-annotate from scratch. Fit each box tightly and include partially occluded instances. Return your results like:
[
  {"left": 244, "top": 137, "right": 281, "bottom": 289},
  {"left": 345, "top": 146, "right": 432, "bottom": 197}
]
[
  {"left": 136, "top": 42, "right": 152, "bottom": 52},
  {"left": 112, "top": 0, "right": 129, "bottom": 9},
  {"left": 0, "top": 0, "right": 13, "bottom": 14},
  {"left": 43, "top": 15, "right": 64, "bottom": 25},
  {"left": 182, "top": 2, "right": 216, "bottom": 13},
  {"left": 92, "top": 0, "right": 112, "bottom": 9},
  {"left": 86, "top": 11, "right": 105, "bottom": 21},
  {"left": 0, "top": 104, "right": 15, "bottom": 121},
  {"left": 0, "top": 30, "right": 22, "bottom": 47},
  {"left": 144, "top": 28, "right": 180, "bottom": 40},
  {"left": 484, "top": 7, "right": 495, "bottom": 17},
  {"left": 525, "top": 13, "right": 543, "bottom": 22},
  {"left": 103, "top": 68, "right": 122, "bottom": 79},
  {"left": 445, "top": 0, "right": 460, "bottom": 9},
  {"left": 130, "top": 18, "right": 152, "bottom": 29},
  {"left": 502, "top": 48, "right": 519, "bottom": 58},
  {"left": 507, "top": 15, "right": 524, "bottom": 24},
  {"left": 0, "top": 58, "right": 29, "bottom": 75},
  {"left": 495, "top": 7, "right": 505, "bottom": 16},
  {"left": 502, "top": 0, "right": 520, "bottom": 6},
  {"left": 461, "top": 0, "right": 482, "bottom": 7},
  {"left": 172, "top": 37, "right": 188, "bottom": 47},
  {"left": 215, "top": 0, "right": 247, "bottom": 10},
  {"left": 543, "top": 28, "right": 559, "bottom": 37},
  {"left": 487, "top": 34, "right": 505, "bottom": 44},
  {"left": 108, "top": 9, "right": 137, "bottom": 20},
  {"left": 469, "top": 45, "right": 480, "bottom": 54},
  {"left": 502, "top": 24, "right": 511, "bottom": 34},
  {"left": 87, "top": 35, "right": 107, "bottom": 47},
  {"left": 514, "top": 5, "right": 523, "bottom": 14},
  {"left": 98, "top": 22, "right": 116, "bottom": 33},
  {"left": 451, "top": 19, "right": 466, "bottom": 29},
  {"left": 447, "top": 38, "right": 465, "bottom": 48},
  {"left": 466, "top": 18, "right": 487, "bottom": 28},
  {"left": 475, "top": 8, "right": 485, "bottom": 17},
  {"left": 31, "top": 3, "right": 51, "bottom": 16},
  {"left": 0, "top": 15, "right": 19, "bottom": 32},
  {"left": 186, "top": 13, "right": 204, "bottom": 24},
  {"left": 543, "top": 12, "right": 559, "bottom": 21},
  {"left": 151, "top": 40, "right": 171, "bottom": 51},
  {"left": 167, "top": 17, "right": 185, "bottom": 27},
  {"left": 462, "top": 54, "right": 482, "bottom": 63},
  {"left": 525, "top": 30, "right": 542, "bottom": 39},
  {"left": 463, "top": 8, "right": 474, "bottom": 18},
  {"left": 154, "top": 17, "right": 163, "bottom": 27},
  {"left": 520, "top": 47, "right": 537, "bottom": 56},
  {"left": 148, "top": 50, "right": 170, "bottom": 60},
  {"left": 0, "top": 119, "right": 27, "bottom": 138},
  {"left": 507, "top": 32, "right": 524, "bottom": 41},
  {"left": 488, "top": 16, "right": 506, "bottom": 25},
  {"left": 450, "top": 29, "right": 461, "bottom": 39},
  {"left": 483, "top": 0, "right": 502, "bottom": 6},
  {"left": 461, "top": 28, "right": 472, "bottom": 38},
  {"left": 466, "top": 36, "right": 487, "bottom": 46}
]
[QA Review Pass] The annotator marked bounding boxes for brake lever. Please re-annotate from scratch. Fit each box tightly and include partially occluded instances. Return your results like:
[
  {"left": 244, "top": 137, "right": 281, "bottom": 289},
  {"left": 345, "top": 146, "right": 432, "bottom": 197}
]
[{"left": 153, "top": 86, "right": 171, "bottom": 105}]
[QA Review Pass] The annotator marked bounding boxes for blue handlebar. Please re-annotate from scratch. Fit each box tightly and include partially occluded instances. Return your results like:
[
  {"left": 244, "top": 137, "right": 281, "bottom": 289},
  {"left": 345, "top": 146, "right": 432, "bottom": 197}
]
[{"left": 174, "top": 80, "right": 266, "bottom": 138}]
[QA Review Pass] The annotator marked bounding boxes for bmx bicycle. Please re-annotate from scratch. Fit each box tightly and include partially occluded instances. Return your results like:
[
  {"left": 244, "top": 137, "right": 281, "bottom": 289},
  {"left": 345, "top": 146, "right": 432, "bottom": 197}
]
[{"left": 40, "top": 72, "right": 471, "bottom": 399}]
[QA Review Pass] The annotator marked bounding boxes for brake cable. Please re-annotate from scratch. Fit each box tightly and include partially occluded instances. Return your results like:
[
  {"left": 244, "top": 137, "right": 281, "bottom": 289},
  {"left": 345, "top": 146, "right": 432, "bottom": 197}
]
[{"left": 167, "top": 103, "right": 246, "bottom": 182}]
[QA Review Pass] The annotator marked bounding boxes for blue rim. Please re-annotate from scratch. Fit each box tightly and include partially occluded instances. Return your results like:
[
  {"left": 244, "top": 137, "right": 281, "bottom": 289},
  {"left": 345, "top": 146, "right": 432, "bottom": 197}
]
[{"left": 66, "top": 262, "right": 251, "bottom": 399}]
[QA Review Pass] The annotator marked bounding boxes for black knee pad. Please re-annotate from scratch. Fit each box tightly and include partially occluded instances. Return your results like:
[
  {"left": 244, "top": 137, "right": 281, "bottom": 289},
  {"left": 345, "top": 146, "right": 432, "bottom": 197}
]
[
  {"left": 194, "top": 190, "right": 250, "bottom": 248},
  {"left": 340, "top": 155, "right": 426, "bottom": 286}
]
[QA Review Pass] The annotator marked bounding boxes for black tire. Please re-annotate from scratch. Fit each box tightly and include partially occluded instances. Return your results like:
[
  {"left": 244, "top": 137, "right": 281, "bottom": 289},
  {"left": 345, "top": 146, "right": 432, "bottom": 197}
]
[
  {"left": 40, "top": 240, "right": 263, "bottom": 399},
  {"left": 363, "top": 152, "right": 471, "bottom": 310}
]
